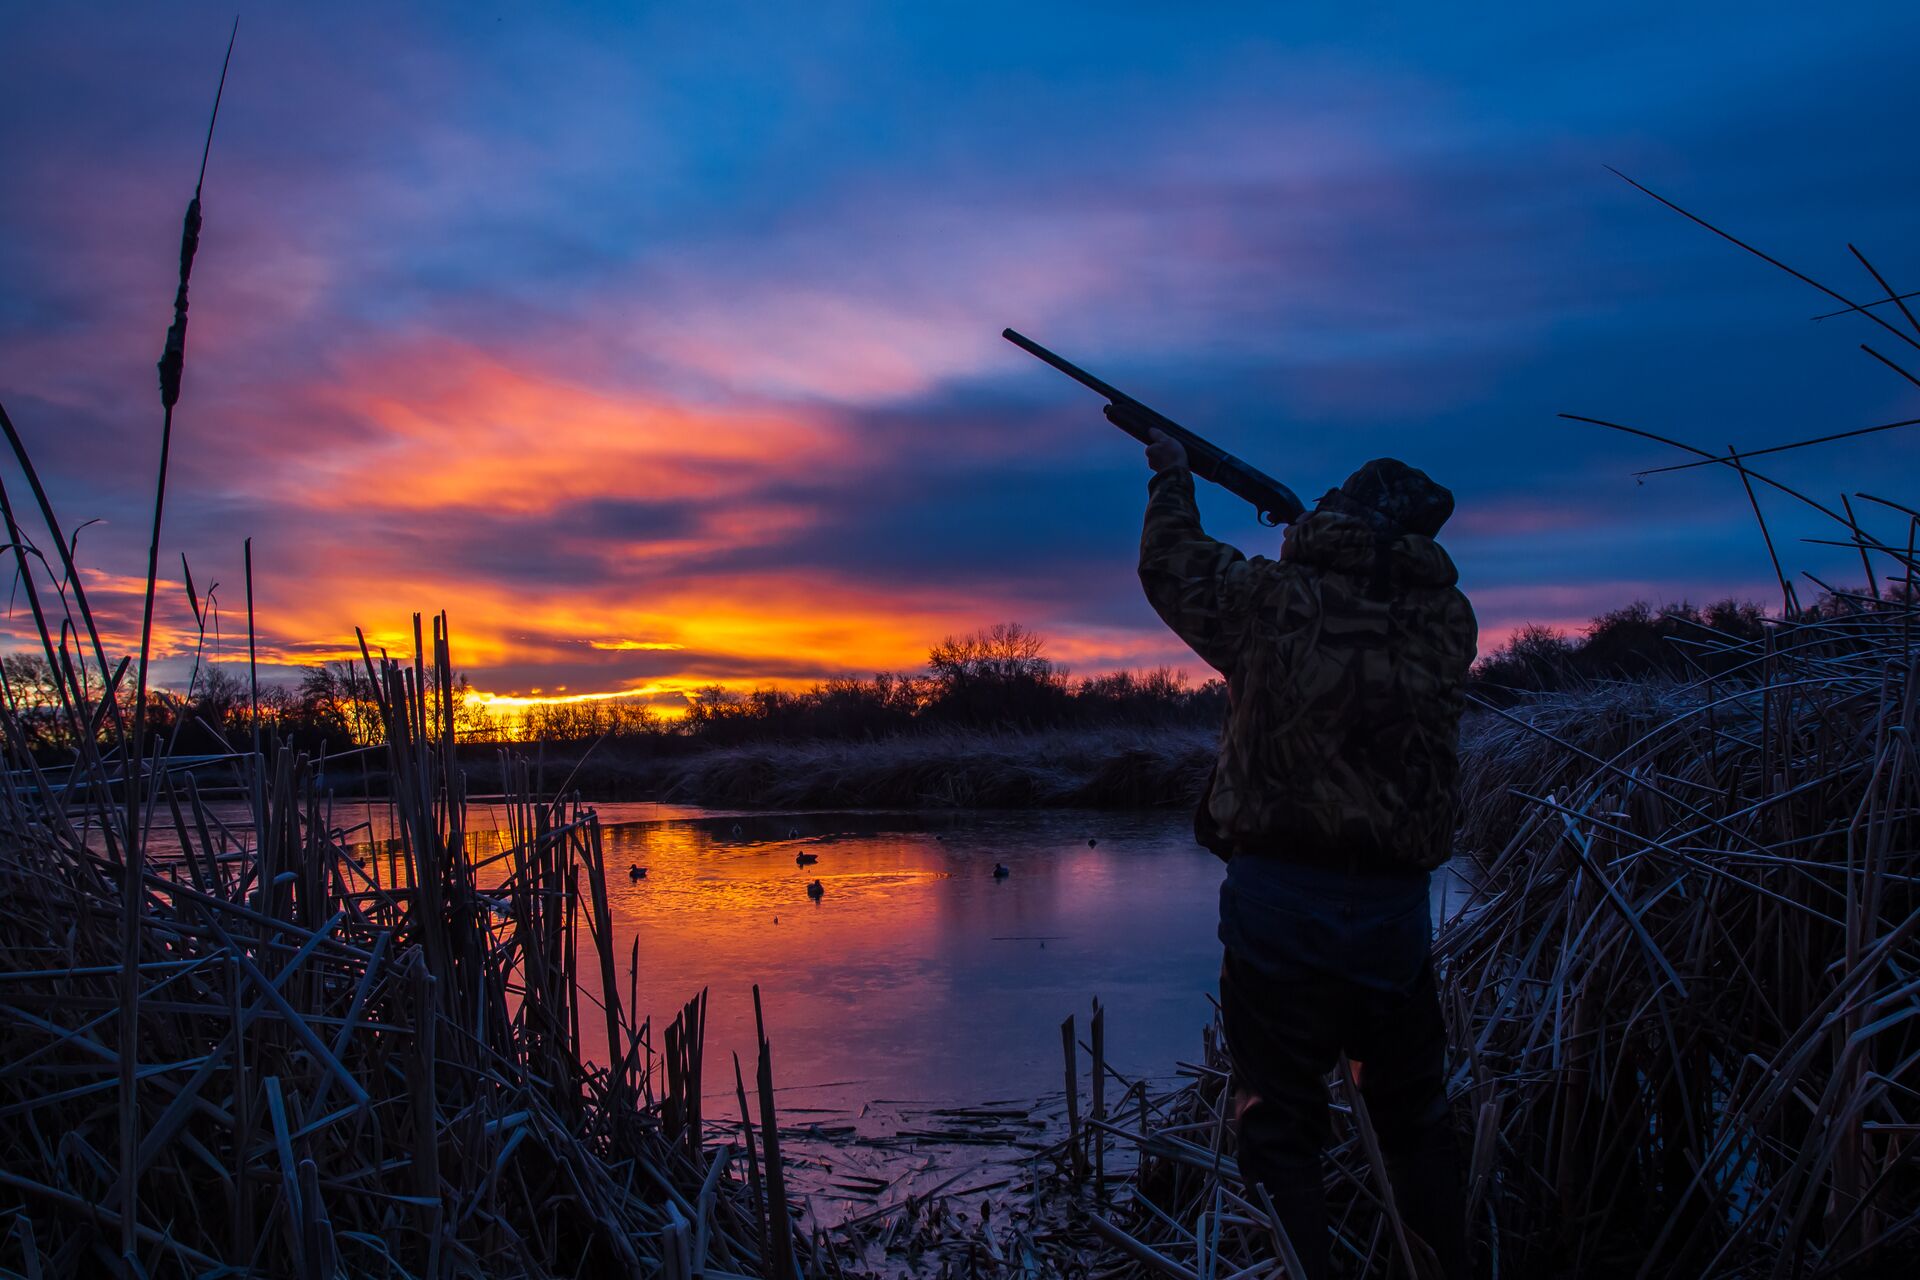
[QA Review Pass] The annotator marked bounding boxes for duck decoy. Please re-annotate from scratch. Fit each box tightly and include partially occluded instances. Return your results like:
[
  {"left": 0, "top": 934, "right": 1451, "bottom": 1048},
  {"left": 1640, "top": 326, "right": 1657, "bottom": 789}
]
[
  {"left": 787, "top": 826, "right": 800, "bottom": 839},
  {"left": 993, "top": 863, "right": 1011, "bottom": 879},
  {"left": 795, "top": 852, "right": 818, "bottom": 867},
  {"left": 629, "top": 865, "right": 647, "bottom": 880},
  {"left": 806, "top": 879, "right": 825, "bottom": 900},
  {"left": 1087, "top": 837, "right": 1098, "bottom": 847}
]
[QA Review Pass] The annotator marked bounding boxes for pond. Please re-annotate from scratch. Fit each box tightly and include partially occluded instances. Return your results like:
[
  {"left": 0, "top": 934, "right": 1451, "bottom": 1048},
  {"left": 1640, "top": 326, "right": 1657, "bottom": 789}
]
[
  {"left": 151, "top": 798, "right": 1460, "bottom": 1111},
  {"left": 588, "top": 806, "right": 1227, "bottom": 1110}
]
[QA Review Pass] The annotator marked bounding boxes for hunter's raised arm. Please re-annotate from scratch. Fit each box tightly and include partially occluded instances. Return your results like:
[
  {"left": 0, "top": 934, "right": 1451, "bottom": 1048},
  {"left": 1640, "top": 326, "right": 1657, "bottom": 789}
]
[{"left": 1137, "top": 430, "right": 1259, "bottom": 674}]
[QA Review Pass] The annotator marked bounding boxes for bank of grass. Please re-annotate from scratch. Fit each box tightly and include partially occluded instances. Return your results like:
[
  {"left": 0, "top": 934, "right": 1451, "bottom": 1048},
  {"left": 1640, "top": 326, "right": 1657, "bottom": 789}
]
[
  {"left": 473, "top": 723, "right": 1218, "bottom": 810},
  {"left": 464, "top": 694, "right": 1633, "bottom": 816}
]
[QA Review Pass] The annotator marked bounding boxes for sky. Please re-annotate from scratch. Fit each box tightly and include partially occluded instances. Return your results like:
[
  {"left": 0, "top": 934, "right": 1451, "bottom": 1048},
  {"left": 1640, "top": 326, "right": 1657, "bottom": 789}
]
[{"left": 2, "top": 2, "right": 1918, "bottom": 714}]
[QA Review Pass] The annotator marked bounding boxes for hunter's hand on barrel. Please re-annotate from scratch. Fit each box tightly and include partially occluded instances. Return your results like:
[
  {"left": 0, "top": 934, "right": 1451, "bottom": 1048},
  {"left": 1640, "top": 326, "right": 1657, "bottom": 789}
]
[{"left": 1145, "top": 428, "right": 1188, "bottom": 474}]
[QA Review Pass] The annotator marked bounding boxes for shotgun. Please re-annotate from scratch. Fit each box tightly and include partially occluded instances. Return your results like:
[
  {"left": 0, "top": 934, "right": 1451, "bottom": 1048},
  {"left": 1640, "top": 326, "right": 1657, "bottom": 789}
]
[{"left": 1002, "top": 328, "right": 1306, "bottom": 526}]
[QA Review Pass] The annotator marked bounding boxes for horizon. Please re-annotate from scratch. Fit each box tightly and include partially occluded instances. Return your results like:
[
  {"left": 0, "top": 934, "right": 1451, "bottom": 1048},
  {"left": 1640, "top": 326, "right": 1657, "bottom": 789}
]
[{"left": 4, "top": 4, "right": 1918, "bottom": 718}]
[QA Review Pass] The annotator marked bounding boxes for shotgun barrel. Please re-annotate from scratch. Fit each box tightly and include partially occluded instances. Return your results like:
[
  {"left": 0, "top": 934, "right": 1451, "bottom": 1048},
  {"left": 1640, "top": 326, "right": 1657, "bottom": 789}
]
[{"left": 1002, "top": 328, "right": 1305, "bottom": 526}]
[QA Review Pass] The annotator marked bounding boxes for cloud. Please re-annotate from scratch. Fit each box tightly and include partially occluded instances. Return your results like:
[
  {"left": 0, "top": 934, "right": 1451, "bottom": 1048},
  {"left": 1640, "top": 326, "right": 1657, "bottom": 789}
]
[
  {"left": 590, "top": 639, "right": 686, "bottom": 652},
  {"left": 2, "top": 2, "right": 1916, "bottom": 705}
]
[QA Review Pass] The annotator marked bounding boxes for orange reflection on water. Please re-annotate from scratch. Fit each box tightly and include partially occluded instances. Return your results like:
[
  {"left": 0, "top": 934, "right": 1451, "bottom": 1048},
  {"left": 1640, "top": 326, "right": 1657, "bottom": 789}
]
[
  {"left": 148, "top": 801, "right": 1464, "bottom": 1112},
  {"left": 167, "top": 801, "right": 1228, "bottom": 1108},
  {"left": 588, "top": 809, "right": 1227, "bottom": 1109}
]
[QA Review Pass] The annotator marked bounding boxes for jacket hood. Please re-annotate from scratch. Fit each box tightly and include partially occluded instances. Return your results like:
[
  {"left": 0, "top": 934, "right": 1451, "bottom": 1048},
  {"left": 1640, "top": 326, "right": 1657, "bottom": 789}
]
[
  {"left": 1330, "top": 458, "right": 1455, "bottom": 538},
  {"left": 1281, "top": 509, "right": 1460, "bottom": 589}
]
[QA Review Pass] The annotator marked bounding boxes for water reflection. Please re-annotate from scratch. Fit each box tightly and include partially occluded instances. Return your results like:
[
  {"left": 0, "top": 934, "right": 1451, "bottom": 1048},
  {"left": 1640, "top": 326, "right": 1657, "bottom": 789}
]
[
  {"left": 148, "top": 800, "right": 1462, "bottom": 1110},
  {"left": 597, "top": 810, "right": 1224, "bottom": 1110}
]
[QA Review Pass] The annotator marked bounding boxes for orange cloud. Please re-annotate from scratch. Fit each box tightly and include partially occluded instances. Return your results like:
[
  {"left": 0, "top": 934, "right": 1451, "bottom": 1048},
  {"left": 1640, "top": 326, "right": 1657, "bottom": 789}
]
[
  {"left": 287, "top": 340, "right": 842, "bottom": 517},
  {"left": 589, "top": 639, "right": 686, "bottom": 651}
]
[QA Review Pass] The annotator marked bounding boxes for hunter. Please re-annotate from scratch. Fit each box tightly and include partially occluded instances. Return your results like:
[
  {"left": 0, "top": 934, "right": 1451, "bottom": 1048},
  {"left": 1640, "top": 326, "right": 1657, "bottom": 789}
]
[{"left": 1138, "top": 429, "right": 1476, "bottom": 1280}]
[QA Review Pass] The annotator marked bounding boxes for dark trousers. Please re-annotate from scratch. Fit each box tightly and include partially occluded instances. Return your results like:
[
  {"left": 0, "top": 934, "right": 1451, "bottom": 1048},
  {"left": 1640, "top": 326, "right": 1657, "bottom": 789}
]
[{"left": 1217, "top": 860, "right": 1467, "bottom": 1279}]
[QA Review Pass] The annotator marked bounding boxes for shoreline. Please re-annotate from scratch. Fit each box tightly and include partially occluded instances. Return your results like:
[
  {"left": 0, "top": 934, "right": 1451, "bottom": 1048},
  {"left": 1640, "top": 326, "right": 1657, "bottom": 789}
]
[{"left": 448, "top": 722, "right": 1221, "bottom": 810}]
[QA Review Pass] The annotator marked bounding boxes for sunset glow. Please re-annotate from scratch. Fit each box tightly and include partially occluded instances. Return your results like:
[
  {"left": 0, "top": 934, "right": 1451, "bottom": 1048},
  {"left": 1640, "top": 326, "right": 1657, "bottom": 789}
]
[
  {"left": 2, "top": 6, "right": 1915, "bottom": 702},
  {"left": 4, "top": 14, "right": 1919, "bottom": 1276}
]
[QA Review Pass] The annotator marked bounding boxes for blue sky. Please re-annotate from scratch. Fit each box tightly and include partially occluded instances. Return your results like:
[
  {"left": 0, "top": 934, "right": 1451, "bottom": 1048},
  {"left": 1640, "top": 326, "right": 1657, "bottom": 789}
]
[{"left": 1, "top": 2, "right": 1916, "bottom": 704}]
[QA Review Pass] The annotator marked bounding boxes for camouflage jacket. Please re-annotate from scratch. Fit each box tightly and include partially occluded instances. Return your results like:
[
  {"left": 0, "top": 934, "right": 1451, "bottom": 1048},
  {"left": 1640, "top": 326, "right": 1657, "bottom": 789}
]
[{"left": 1139, "top": 469, "right": 1477, "bottom": 871}]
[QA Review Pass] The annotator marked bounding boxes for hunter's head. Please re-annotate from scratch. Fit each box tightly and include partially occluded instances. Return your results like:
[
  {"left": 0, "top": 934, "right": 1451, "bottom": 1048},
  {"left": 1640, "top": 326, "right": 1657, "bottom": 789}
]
[{"left": 1315, "top": 458, "right": 1454, "bottom": 539}]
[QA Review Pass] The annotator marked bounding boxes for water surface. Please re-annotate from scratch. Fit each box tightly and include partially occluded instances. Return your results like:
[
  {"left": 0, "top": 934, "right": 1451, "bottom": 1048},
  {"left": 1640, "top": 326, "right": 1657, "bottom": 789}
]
[
  {"left": 162, "top": 798, "right": 1459, "bottom": 1110},
  {"left": 592, "top": 807, "right": 1225, "bottom": 1108}
]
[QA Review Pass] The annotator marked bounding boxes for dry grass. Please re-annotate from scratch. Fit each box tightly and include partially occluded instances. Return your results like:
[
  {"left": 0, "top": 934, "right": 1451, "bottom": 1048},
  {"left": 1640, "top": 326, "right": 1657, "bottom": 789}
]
[
  {"left": 0, "top": 602, "right": 825, "bottom": 1277},
  {"left": 1434, "top": 603, "right": 1920, "bottom": 1275}
]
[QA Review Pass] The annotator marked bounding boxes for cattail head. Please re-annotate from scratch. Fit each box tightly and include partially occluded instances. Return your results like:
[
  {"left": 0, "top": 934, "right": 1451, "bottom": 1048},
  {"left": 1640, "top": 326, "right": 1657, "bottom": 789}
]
[{"left": 156, "top": 196, "right": 202, "bottom": 409}]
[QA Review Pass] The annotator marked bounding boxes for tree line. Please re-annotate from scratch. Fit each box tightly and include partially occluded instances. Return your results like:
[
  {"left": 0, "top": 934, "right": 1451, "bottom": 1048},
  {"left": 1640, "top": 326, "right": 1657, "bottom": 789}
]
[
  {"left": 9, "top": 595, "right": 1893, "bottom": 757},
  {"left": 680, "top": 622, "right": 1225, "bottom": 745},
  {"left": 1468, "top": 590, "right": 1904, "bottom": 699},
  {"left": 0, "top": 655, "right": 482, "bottom": 757},
  {"left": 0, "top": 622, "right": 1224, "bottom": 756}
]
